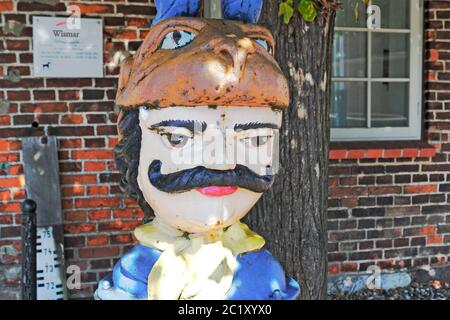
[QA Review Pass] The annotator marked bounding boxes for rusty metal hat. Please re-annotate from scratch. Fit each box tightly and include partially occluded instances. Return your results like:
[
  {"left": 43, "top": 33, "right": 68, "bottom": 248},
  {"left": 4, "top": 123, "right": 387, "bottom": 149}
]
[{"left": 115, "top": 17, "right": 289, "bottom": 110}]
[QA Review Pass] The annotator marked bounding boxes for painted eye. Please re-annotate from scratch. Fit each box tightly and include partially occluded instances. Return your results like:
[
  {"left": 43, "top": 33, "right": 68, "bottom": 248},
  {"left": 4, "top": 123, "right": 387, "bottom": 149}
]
[
  {"left": 160, "top": 30, "right": 196, "bottom": 50},
  {"left": 254, "top": 38, "right": 273, "bottom": 55},
  {"left": 166, "top": 133, "right": 190, "bottom": 148},
  {"left": 247, "top": 136, "right": 270, "bottom": 147}
]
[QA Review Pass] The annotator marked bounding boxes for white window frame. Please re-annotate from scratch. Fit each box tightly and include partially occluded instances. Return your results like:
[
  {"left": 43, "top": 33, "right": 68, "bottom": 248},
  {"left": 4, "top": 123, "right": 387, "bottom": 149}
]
[{"left": 331, "top": 0, "right": 423, "bottom": 141}]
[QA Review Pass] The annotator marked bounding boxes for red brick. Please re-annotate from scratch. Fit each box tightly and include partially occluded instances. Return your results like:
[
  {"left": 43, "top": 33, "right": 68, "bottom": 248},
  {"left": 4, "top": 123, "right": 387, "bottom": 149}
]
[
  {"left": 0, "top": 153, "right": 19, "bottom": 162},
  {"left": 60, "top": 174, "right": 97, "bottom": 185},
  {"left": 126, "top": 17, "right": 149, "bottom": 28},
  {"left": 0, "top": 1, "right": 13, "bottom": 11},
  {"left": 0, "top": 116, "right": 10, "bottom": 126},
  {"left": 72, "top": 150, "right": 113, "bottom": 160},
  {"left": 9, "top": 164, "right": 23, "bottom": 176},
  {"left": 340, "top": 198, "right": 358, "bottom": 208},
  {"left": 85, "top": 162, "right": 106, "bottom": 172},
  {"left": 64, "top": 223, "right": 96, "bottom": 234},
  {"left": 21, "top": 103, "right": 67, "bottom": 113},
  {"left": 7, "top": 91, "right": 30, "bottom": 101},
  {"left": 79, "top": 246, "right": 119, "bottom": 258},
  {"left": 0, "top": 214, "right": 13, "bottom": 224},
  {"left": 113, "top": 208, "right": 143, "bottom": 219},
  {"left": 340, "top": 262, "right": 358, "bottom": 272},
  {"left": 98, "top": 221, "right": 141, "bottom": 232},
  {"left": 426, "top": 71, "right": 436, "bottom": 81},
  {"left": 33, "top": 90, "right": 55, "bottom": 101},
  {"left": 366, "top": 149, "right": 383, "bottom": 158},
  {"left": 64, "top": 211, "right": 87, "bottom": 222},
  {"left": 329, "top": 187, "right": 368, "bottom": 197},
  {"left": 108, "top": 137, "right": 119, "bottom": 148},
  {"left": 62, "top": 186, "right": 85, "bottom": 197},
  {"left": 71, "top": 3, "right": 114, "bottom": 14},
  {"left": 0, "top": 202, "right": 21, "bottom": 213},
  {"left": 402, "top": 148, "right": 419, "bottom": 158},
  {"left": 427, "top": 235, "right": 443, "bottom": 245},
  {"left": 383, "top": 149, "right": 402, "bottom": 158},
  {"left": 0, "top": 177, "right": 23, "bottom": 188},
  {"left": 368, "top": 186, "right": 402, "bottom": 195},
  {"left": 111, "top": 234, "right": 133, "bottom": 244},
  {"left": 428, "top": 50, "right": 439, "bottom": 61},
  {"left": 419, "top": 226, "right": 437, "bottom": 236},
  {"left": 0, "top": 190, "right": 10, "bottom": 201},
  {"left": 419, "top": 148, "right": 436, "bottom": 157},
  {"left": 12, "top": 189, "right": 25, "bottom": 200},
  {"left": 75, "top": 197, "right": 120, "bottom": 209},
  {"left": 87, "top": 186, "right": 109, "bottom": 196},
  {"left": 329, "top": 150, "right": 346, "bottom": 159},
  {"left": 405, "top": 184, "right": 437, "bottom": 194},
  {"left": 59, "top": 138, "right": 82, "bottom": 149},
  {"left": 328, "top": 264, "right": 340, "bottom": 275},
  {"left": 6, "top": 39, "right": 29, "bottom": 50},
  {"left": 88, "top": 210, "right": 111, "bottom": 220},
  {"left": 61, "top": 114, "right": 84, "bottom": 124},
  {"left": 347, "top": 150, "right": 366, "bottom": 159},
  {"left": 87, "top": 235, "right": 109, "bottom": 246},
  {"left": 58, "top": 90, "right": 80, "bottom": 100}
]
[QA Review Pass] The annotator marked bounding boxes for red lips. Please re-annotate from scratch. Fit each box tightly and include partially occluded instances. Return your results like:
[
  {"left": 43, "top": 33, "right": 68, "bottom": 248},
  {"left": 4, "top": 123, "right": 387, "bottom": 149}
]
[{"left": 196, "top": 186, "right": 238, "bottom": 197}]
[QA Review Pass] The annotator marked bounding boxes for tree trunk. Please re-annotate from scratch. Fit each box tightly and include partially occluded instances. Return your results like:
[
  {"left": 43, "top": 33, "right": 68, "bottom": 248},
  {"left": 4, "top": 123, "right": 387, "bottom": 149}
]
[{"left": 246, "top": 1, "right": 336, "bottom": 300}]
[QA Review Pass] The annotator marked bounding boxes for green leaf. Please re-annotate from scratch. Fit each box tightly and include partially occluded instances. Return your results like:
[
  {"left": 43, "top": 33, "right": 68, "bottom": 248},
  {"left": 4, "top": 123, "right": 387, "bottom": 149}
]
[
  {"left": 298, "top": 0, "right": 317, "bottom": 22},
  {"left": 279, "top": 0, "right": 294, "bottom": 24},
  {"left": 353, "top": 1, "right": 359, "bottom": 22}
]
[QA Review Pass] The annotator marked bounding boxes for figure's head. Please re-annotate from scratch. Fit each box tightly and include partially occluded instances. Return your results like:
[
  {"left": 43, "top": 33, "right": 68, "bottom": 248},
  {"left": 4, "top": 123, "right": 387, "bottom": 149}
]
[{"left": 115, "top": 17, "right": 289, "bottom": 233}]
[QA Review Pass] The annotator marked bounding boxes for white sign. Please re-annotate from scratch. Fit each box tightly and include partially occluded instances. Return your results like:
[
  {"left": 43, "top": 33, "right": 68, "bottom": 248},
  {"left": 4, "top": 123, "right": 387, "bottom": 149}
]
[{"left": 32, "top": 16, "right": 103, "bottom": 78}]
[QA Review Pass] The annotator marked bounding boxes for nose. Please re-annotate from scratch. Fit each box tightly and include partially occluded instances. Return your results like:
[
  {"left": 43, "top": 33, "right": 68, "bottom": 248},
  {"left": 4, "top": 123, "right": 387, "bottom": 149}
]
[
  {"left": 214, "top": 37, "right": 255, "bottom": 80},
  {"left": 202, "top": 130, "right": 237, "bottom": 171},
  {"left": 206, "top": 162, "right": 236, "bottom": 171}
]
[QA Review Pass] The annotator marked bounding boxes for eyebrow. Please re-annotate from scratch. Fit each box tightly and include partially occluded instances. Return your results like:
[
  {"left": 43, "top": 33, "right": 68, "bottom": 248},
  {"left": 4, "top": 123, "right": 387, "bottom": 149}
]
[
  {"left": 234, "top": 122, "right": 279, "bottom": 132},
  {"left": 150, "top": 120, "right": 207, "bottom": 133}
]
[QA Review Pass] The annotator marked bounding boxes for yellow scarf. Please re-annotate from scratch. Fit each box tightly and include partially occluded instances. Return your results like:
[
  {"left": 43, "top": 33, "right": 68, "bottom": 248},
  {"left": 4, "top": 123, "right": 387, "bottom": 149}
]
[{"left": 134, "top": 218, "right": 265, "bottom": 300}]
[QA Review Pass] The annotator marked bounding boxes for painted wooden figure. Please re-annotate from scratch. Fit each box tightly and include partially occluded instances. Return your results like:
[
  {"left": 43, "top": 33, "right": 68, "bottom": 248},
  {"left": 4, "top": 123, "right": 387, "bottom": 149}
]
[{"left": 95, "top": 0, "right": 300, "bottom": 300}]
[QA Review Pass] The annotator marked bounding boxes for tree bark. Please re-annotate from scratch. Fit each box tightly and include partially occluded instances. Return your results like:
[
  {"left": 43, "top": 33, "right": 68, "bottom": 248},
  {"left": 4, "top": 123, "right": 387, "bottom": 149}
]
[{"left": 246, "top": 1, "right": 336, "bottom": 300}]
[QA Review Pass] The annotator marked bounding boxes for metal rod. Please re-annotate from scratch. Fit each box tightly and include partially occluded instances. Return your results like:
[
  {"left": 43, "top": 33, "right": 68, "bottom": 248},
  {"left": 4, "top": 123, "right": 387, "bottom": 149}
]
[
  {"left": 21, "top": 199, "right": 37, "bottom": 300},
  {"left": 204, "top": 0, "right": 223, "bottom": 19}
]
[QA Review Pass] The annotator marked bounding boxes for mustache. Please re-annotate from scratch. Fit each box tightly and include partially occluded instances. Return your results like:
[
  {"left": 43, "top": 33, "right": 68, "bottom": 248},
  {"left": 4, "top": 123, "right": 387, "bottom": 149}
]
[{"left": 148, "top": 160, "right": 274, "bottom": 194}]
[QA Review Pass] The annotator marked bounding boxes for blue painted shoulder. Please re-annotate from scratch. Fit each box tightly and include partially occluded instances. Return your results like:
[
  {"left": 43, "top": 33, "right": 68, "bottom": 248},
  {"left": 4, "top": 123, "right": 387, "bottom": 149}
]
[
  {"left": 96, "top": 245, "right": 300, "bottom": 300},
  {"left": 228, "top": 249, "right": 300, "bottom": 300},
  {"left": 96, "top": 243, "right": 160, "bottom": 300}
]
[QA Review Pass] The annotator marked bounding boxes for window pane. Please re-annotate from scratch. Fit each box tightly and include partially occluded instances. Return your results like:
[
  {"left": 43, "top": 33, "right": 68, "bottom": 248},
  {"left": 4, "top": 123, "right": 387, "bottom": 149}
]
[
  {"left": 331, "top": 82, "right": 367, "bottom": 128},
  {"left": 333, "top": 31, "right": 367, "bottom": 78},
  {"left": 372, "top": 0, "right": 410, "bottom": 29},
  {"left": 335, "top": 0, "right": 367, "bottom": 28},
  {"left": 372, "top": 33, "right": 409, "bottom": 78},
  {"left": 371, "top": 82, "right": 409, "bottom": 127}
]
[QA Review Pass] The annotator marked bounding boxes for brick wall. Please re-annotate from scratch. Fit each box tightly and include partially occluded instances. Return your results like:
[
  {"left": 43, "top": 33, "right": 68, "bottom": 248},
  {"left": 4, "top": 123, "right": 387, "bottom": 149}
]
[
  {"left": 0, "top": 0, "right": 155, "bottom": 299},
  {"left": 327, "top": 0, "right": 450, "bottom": 276},
  {"left": 0, "top": 0, "right": 449, "bottom": 300}
]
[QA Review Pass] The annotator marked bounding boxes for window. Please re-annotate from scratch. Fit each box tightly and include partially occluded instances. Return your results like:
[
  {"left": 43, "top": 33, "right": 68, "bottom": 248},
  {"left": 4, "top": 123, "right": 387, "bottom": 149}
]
[{"left": 331, "top": 0, "right": 423, "bottom": 141}]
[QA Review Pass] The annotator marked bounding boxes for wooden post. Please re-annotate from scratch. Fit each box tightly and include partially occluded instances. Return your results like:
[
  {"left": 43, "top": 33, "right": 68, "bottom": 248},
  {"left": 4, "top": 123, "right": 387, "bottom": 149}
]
[
  {"left": 21, "top": 199, "right": 37, "bottom": 300},
  {"left": 204, "top": 0, "right": 222, "bottom": 19}
]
